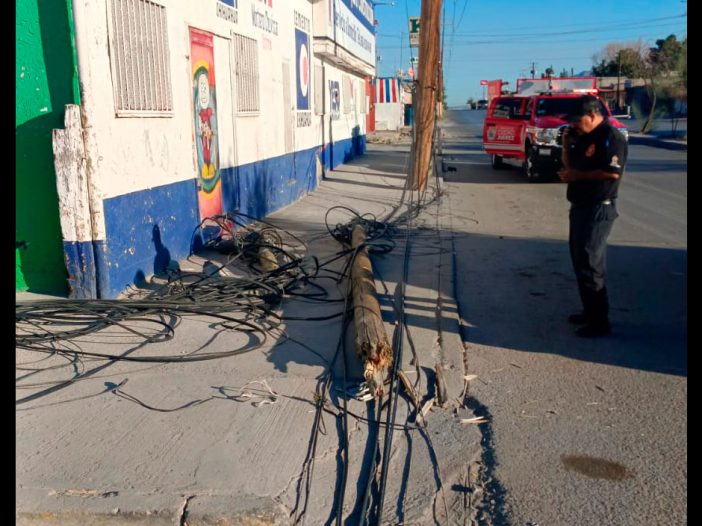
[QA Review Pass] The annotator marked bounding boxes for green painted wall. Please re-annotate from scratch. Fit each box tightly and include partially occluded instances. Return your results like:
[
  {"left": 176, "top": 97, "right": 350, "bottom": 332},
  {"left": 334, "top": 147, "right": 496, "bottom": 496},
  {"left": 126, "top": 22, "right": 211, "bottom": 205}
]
[{"left": 16, "top": 0, "right": 80, "bottom": 294}]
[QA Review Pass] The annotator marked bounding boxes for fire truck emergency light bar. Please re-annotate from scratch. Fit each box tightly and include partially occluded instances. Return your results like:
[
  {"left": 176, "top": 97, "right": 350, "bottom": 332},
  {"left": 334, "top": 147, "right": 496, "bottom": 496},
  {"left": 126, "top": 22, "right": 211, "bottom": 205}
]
[{"left": 516, "top": 77, "right": 597, "bottom": 96}]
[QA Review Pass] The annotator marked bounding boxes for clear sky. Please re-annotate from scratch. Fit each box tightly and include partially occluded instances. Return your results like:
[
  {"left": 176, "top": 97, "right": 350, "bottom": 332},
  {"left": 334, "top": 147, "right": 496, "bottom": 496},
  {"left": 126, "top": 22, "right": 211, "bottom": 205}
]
[{"left": 372, "top": 0, "right": 687, "bottom": 106}]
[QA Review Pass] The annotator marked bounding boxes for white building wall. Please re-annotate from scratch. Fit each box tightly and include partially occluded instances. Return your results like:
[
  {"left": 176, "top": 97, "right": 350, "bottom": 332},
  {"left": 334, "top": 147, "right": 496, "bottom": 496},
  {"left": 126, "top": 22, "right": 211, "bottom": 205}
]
[
  {"left": 328, "top": 69, "right": 365, "bottom": 139},
  {"left": 213, "top": 36, "right": 236, "bottom": 171},
  {"left": 374, "top": 103, "right": 403, "bottom": 131}
]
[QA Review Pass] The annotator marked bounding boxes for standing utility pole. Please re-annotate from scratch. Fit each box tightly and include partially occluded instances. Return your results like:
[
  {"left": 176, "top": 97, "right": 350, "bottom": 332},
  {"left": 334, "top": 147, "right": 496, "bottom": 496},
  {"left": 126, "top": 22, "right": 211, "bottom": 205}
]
[
  {"left": 437, "top": 1, "right": 446, "bottom": 119},
  {"left": 616, "top": 52, "right": 622, "bottom": 112},
  {"left": 410, "top": 0, "right": 442, "bottom": 191}
]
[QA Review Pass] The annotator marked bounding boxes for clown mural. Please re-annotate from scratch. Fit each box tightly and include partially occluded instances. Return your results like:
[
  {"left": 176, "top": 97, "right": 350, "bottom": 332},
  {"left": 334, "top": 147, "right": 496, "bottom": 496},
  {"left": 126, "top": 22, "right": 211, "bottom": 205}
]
[
  {"left": 190, "top": 29, "right": 222, "bottom": 220},
  {"left": 195, "top": 68, "right": 216, "bottom": 181}
]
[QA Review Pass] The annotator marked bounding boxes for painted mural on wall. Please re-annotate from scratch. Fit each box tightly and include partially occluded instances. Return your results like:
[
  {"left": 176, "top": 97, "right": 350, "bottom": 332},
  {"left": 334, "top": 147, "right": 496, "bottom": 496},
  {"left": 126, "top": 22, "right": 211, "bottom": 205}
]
[
  {"left": 189, "top": 28, "right": 222, "bottom": 220},
  {"left": 329, "top": 80, "right": 340, "bottom": 120},
  {"left": 294, "top": 10, "right": 311, "bottom": 127}
]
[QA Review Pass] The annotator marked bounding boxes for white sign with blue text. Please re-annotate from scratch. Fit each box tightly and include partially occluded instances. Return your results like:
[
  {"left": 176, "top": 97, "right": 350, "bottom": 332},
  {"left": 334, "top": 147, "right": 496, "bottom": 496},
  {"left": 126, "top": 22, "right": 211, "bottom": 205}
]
[{"left": 333, "top": 0, "right": 375, "bottom": 66}]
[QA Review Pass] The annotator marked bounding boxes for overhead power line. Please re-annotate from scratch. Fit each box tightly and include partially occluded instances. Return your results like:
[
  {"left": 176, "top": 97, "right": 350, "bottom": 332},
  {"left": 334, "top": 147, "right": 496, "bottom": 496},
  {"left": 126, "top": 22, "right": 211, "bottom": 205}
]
[
  {"left": 378, "top": 22, "right": 686, "bottom": 50},
  {"left": 447, "top": 55, "right": 596, "bottom": 63},
  {"left": 455, "top": 0, "right": 469, "bottom": 27},
  {"left": 450, "top": 13, "right": 685, "bottom": 35},
  {"left": 449, "top": 22, "right": 686, "bottom": 41}
]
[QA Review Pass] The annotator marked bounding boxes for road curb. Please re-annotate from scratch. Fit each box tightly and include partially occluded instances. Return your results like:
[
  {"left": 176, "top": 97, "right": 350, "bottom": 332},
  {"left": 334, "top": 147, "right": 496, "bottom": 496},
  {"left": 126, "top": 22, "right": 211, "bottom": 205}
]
[{"left": 628, "top": 134, "right": 687, "bottom": 151}]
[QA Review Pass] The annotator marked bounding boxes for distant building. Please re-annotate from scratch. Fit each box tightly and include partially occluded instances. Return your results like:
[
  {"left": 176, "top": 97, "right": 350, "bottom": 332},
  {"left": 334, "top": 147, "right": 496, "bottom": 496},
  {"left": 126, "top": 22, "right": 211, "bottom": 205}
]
[
  {"left": 596, "top": 76, "right": 647, "bottom": 113},
  {"left": 373, "top": 77, "right": 403, "bottom": 130}
]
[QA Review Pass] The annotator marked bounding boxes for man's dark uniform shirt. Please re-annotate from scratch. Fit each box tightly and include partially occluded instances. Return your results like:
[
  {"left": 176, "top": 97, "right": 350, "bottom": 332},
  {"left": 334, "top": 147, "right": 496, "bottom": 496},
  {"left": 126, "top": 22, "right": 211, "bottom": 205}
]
[{"left": 566, "top": 118, "right": 628, "bottom": 204}]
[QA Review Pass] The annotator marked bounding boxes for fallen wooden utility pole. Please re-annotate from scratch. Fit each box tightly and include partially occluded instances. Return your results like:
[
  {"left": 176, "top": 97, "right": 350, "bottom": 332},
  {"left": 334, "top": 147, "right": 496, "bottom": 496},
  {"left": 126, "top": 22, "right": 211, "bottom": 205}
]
[
  {"left": 351, "top": 224, "right": 392, "bottom": 397},
  {"left": 410, "top": 0, "right": 443, "bottom": 191}
]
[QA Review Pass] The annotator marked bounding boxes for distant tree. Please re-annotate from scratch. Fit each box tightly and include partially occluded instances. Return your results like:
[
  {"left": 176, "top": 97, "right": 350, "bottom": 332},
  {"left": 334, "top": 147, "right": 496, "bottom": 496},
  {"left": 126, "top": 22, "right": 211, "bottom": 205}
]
[
  {"left": 650, "top": 34, "right": 684, "bottom": 72},
  {"left": 639, "top": 34, "right": 686, "bottom": 133},
  {"left": 671, "top": 37, "right": 688, "bottom": 135},
  {"left": 544, "top": 66, "right": 554, "bottom": 77},
  {"left": 592, "top": 36, "right": 686, "bottom": 134},
  {"left": 679, "top": 38, "right": 687, "bottom": 90},
  {"left": 559, "top": 68, "right": 570, "bottom": 77},
  {"left": 466, "top": 97, "right": 476, "bottom": 109},
  {"left": 647, "top": 35, "right": 687, "bottom": 134},
  {"left": 592, "top": 41, "right": 647, "bottom": 77}
]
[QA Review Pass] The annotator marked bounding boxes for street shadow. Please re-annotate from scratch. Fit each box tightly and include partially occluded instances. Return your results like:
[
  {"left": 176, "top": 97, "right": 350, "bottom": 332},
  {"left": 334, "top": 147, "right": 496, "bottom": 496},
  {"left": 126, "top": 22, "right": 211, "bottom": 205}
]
[
  {"left": 628, "top": 136, "right": 688, "bottom": 151},
  {"left": 150, "top": 224, "right": 184, "bottom": 278},
  {"left": 442, "top": 161, "right": 560, "bottom": 185},
  {"left": 333, "top": 148, "right": 411, "bottom": 176},
  {"left": 451, "top": 232, "right": 687, "bottom": 377},
  {"left": 323, "top": 176, "right": 405, "bottom": 191},
  {"left": 330, "top": 167, "right": 407, "bottom": 181},
  {"left": 442, "top": 143, "right": 485, "bottom": 154},
  {"left": 625, "top": 159, "right": 687, "bottom": 173}
]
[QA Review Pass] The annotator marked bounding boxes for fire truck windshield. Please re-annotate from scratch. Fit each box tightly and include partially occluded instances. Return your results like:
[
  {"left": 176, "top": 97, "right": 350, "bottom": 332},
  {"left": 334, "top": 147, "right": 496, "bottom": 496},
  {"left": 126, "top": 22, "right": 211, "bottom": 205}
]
[{"left": 535, "top": 97, "right": 608, "bottom": 118}]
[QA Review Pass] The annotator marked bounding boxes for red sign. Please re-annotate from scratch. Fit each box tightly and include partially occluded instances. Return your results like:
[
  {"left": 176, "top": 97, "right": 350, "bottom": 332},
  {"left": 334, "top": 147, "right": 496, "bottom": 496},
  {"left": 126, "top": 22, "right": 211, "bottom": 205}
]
[
  {"left": 479, "top": 80, "right": 488, "bottom": 86},
  {"left": 487, "top": 80, "right": 502, "bottom": 102}
]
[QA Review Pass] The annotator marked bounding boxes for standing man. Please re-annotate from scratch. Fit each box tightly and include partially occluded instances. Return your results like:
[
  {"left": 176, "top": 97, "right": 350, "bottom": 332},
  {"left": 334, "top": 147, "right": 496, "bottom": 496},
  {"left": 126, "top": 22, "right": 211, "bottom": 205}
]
[{"left": 558, "top": 95, "right": 628, "bottom": 337}]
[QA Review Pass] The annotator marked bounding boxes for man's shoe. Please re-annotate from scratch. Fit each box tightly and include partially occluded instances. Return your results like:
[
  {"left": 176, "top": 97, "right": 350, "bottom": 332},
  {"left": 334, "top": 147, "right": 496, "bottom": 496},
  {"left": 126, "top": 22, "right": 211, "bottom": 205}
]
[
  {"left": 568, "top": 312, "right": 589, "bottom": 325},
  {"left": 575, "top": 322, "right": 612, "bottom": 338}
]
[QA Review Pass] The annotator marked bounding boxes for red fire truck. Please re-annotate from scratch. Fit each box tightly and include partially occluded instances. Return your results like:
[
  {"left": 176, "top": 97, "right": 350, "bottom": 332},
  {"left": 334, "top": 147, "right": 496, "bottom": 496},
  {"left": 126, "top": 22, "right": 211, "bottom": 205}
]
[{"left": 482, "top": 77, "right": 629, "bottom": 182}]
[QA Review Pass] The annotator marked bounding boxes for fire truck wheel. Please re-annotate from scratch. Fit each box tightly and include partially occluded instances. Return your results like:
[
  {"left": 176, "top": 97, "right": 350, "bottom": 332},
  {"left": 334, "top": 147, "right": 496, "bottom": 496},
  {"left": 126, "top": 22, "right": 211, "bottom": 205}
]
[
  {"left": 491, "top": 154, "right": 504, "bottom": 169},
  {"left": 523, "top": 148, "right": 539, "bottom": 182}
]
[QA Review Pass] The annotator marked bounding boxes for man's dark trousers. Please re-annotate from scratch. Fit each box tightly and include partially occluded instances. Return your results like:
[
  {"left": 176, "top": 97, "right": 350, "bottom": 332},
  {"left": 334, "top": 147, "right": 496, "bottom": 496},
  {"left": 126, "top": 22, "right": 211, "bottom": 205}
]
[{"left": 568, "top": 201, "right": 618, "bottom": 325}]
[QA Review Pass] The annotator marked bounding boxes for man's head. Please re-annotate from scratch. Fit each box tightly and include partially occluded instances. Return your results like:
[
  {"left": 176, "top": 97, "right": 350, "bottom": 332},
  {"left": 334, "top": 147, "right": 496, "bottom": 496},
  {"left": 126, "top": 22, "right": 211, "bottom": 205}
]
[{"left": 566, "top": 95, "right": 604, "bottom": 133}]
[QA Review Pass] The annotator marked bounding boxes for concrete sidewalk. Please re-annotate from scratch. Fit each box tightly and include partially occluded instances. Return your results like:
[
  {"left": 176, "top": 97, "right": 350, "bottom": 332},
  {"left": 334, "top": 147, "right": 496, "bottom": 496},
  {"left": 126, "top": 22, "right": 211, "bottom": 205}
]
[{"left": 17, "top": 144, "right": 482, "bottom": 525}]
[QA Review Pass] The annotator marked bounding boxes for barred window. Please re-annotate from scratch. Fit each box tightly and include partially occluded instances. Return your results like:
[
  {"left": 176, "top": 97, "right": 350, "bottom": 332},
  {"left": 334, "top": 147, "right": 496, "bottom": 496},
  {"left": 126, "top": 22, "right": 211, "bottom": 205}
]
[
  {"left": 107, "top": 0, "right": 173, "bottom": 116},
  {"left": 232, "top": 33, "right": 260, "bottom": 113}
]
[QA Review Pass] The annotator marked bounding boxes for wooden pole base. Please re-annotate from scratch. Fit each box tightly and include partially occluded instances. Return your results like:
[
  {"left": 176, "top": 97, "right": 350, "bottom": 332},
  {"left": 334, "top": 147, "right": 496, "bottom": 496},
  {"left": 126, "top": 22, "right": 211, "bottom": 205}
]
[{"left": 351, "top": 224, "right": 392, "bottom": 397}]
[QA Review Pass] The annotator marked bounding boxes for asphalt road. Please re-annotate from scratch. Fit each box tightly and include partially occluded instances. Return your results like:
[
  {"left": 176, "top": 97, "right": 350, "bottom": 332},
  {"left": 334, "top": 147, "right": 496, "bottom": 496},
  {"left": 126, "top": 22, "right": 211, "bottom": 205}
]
[{"left": 441, "top": 109, "right": 687, "bottom": 525}]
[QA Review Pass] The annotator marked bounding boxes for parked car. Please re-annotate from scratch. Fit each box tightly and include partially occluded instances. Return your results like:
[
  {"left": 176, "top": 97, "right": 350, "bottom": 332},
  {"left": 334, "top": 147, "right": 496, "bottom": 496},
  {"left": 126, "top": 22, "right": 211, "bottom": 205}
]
[
  {"left": 482, "top": 91, "right": 628, "bottom": 182},
  {"left": 476, "top": 99, "right": 488, "bottom": 110}
]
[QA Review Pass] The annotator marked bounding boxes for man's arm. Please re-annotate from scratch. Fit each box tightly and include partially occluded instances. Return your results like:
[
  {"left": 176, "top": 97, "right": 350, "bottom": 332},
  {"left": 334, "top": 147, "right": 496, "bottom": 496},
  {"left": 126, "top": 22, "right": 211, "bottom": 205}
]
[
  {"left": 561, "top": 127, "right": 573, "bottom": 169},
  {"left": 559, "top": 127, "right": 625, "bottom": 183}
]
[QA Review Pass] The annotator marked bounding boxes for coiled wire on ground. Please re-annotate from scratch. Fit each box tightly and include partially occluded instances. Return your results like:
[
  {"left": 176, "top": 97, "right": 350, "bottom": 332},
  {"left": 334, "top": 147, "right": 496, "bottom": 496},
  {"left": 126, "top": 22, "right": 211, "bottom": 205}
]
[{"left": 16, "top": 211, "right": 324, "bottom": 365}]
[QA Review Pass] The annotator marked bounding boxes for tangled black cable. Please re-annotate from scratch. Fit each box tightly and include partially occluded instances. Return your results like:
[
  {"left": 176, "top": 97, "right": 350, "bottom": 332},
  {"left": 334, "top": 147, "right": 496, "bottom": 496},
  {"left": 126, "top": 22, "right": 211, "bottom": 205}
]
[
  {"left": 324, "top": 206, "right": 396, "bottom": 254},
  {"left": 15, "top": 211, "right": 331, "bottom": 371}
]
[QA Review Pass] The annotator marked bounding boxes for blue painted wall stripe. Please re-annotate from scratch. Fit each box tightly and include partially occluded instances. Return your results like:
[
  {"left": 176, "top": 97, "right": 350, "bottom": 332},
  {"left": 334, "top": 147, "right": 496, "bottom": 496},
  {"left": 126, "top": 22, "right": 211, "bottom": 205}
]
[
  {"left": 97, "top": 179, "right": 200, "bottom": 298},
  {"left": 91, "top": 138, "right": 365, "bottom": 298},
  {"left": 220, "top": 145, "right": 320, "bottom": 219},
  {"left": 321, "top": 135, "right": 366, "bottom": 171}
]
